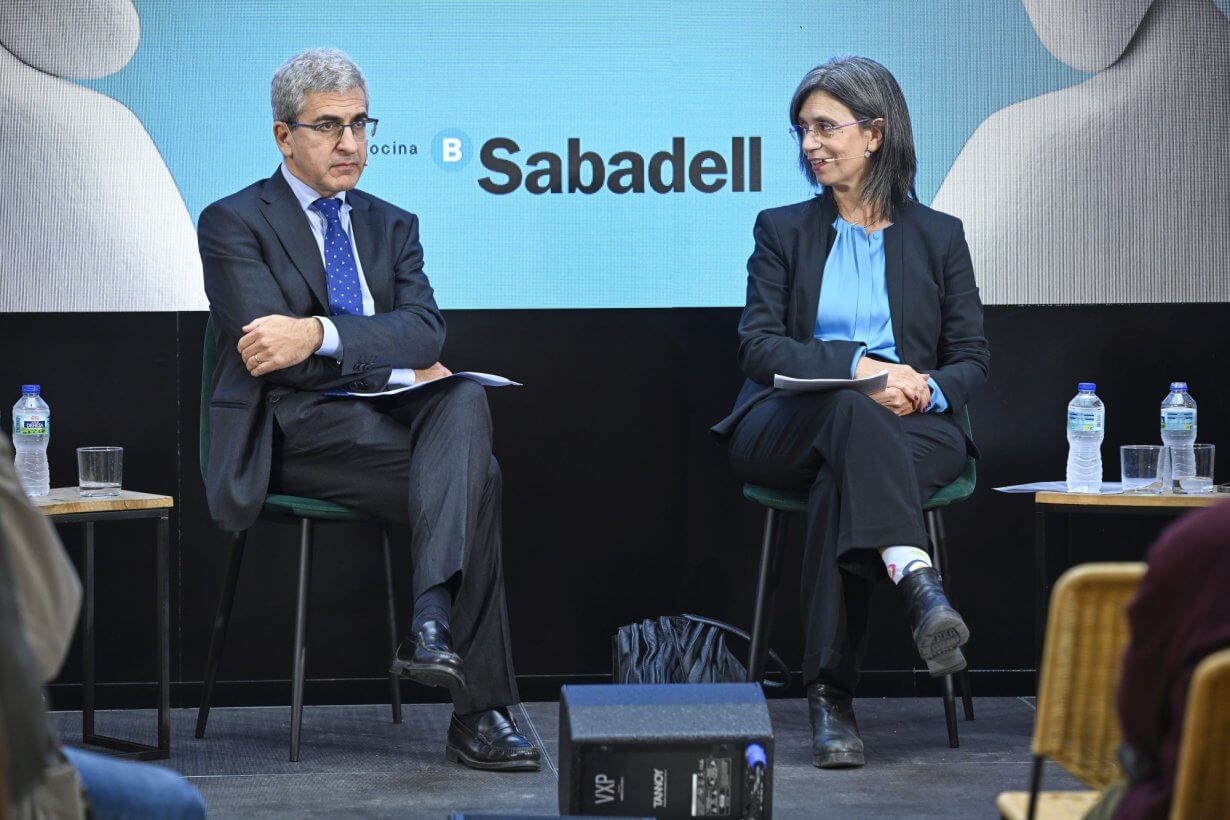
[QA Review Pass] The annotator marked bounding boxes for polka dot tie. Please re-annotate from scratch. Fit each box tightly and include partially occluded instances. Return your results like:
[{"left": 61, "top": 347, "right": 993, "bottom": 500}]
[{"left": 311, "top": 197, "right": 363, "bottom": 317}]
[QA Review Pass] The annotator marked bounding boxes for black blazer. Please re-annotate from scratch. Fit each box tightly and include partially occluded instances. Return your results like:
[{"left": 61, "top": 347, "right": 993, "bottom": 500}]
[
  {"left": 712, "top": 195, "right": 990, "bottom": 446},
  {"left": 198, "top": 169, "right": 446, "bottom": 531}
]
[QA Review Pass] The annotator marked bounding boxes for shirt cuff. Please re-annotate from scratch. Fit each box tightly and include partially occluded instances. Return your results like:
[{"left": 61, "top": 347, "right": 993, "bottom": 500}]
[
  {"left": 925, "top": 376, "right": 949, "bottom": 414},
  {"left": 849, "top": 345, "right": 868, "bottom": 379},
  {"left": 315, "top": 317, "right": 341, "bottom": 358},
  {"left": 387, "top": 368, "right": 417, "bottom": 387}
]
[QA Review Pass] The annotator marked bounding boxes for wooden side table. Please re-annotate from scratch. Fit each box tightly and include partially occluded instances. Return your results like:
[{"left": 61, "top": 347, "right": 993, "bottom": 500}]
[
  {"left": 1033, "top": 492, "right": 1224, "bottom": 666},
  {"left": 32, "top": 488, "right": 174, "bottom": 760}
]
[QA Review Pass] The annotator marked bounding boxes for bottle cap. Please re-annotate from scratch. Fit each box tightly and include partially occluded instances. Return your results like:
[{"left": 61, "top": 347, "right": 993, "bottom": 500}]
[
  {"left": 21, "top": 384, "right": 40, "bottom": 394},
  {"left": 1170, "top": 381, "right": 1188, "bottom": 391},
  {"left": 1078, "top": 382, "right": 1096, "bottom": 391}
]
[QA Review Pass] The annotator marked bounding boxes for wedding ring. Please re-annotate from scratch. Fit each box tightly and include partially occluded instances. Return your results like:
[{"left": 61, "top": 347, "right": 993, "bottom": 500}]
[{"left": 253, "top": 355, "right": 261, "bottom": 365}]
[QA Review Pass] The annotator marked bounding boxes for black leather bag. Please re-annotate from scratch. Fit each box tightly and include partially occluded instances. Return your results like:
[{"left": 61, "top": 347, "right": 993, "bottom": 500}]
[{"left": 611, "top": 613, "right": 790, "bottom": 688}]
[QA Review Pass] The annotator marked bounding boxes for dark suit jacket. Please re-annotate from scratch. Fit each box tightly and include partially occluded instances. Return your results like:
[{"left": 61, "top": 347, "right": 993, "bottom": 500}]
[
  {"left": 198, "top": 169, "right": 446, "bottom": 531},
  {"left": 711, "top": 195, "right": 990, "bottom": 447}
]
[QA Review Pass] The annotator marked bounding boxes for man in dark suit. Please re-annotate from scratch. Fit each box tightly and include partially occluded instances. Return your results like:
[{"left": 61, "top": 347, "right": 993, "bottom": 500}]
[{"left": 198, "top": 48, "right": 538, "bottom": 771}]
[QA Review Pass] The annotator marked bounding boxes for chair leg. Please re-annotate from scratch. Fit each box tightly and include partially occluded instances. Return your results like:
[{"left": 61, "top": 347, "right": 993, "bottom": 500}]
[
  {"left": 1026, "top": 755, "right": 1044, "bottom": 820},
  {"left": 747, "top": 508, "right": 784, "bottom": 684},
  {"left": 289, "top": 519, "right": 314, "bottom": 763},
  {"left": 959, "top": 668, "right": 975, "bottom": 721},
  {"left": 196, "top": 530, "right": 247, "bottom": 739},
  {"left": 381, "top": 530, "right": 402, "bottom": 725},
  {"left": 942, "top": 672, "right": 960, "bottom": 748},
  {"left": 926, "top": 509, "right": 946, "bottom": 575},
  {"left": 927, "top": 508, "right": 976, "bottom": 724}
]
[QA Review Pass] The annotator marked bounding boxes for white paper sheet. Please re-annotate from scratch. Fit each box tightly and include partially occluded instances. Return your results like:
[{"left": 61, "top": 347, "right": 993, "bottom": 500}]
[
  {"left": 773, "top": 370, "right": 889, "bottom": 394},
  {"left": 993, "top": 481, "right": 1124, "bottom": 494},
  {"left": 340, "top": 371, "right": 521, "bottom": 398}
]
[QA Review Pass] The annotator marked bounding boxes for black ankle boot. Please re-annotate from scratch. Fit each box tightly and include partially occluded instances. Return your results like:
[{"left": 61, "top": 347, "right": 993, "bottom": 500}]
[
  {"left": 806, "top": 683, "right": 864, "bottom": 769},
  {"left": 898, "top": 565, "right": 969, "bottom": 677}
]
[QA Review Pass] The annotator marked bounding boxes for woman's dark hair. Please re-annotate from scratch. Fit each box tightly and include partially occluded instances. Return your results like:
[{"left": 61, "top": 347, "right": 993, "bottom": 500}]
[{"left": 790, "top": 55, "right": 918, "bottom": 218}]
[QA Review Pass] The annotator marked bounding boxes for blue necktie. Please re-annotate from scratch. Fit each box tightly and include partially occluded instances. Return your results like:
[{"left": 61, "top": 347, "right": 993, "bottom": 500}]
[{"left": 311, "top": 197, "right": 363, "bottom": 316}]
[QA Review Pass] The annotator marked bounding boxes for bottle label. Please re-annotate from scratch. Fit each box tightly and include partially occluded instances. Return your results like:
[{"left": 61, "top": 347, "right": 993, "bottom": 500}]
[
  {"left": 13, "top": 415, "right": 48, "bottom": 436},
  {"left": 1067, "top": 409, "right": 1104, "bottom": 433},
  {"left": 1160, "top": 409, "right": 1195, "bottom": 431}
]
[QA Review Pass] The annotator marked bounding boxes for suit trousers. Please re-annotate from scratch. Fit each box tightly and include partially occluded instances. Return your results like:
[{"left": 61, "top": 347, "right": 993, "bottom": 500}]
[
  {"left": 727, "top": 389, "right": 966, "bottom": 693},
  {"left": 268, "top": 377, "right": 518, "bottom": 714}
]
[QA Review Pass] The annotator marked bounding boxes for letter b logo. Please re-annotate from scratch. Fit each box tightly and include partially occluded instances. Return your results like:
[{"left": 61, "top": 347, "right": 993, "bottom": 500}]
[{"left": 433, "top": 129, "right": 473, "bottom": 171}]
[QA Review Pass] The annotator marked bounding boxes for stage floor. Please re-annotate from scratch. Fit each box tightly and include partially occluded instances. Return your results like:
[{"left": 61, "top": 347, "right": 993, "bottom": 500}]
[{"left": 50, "top": 696, "right": 1079, "bottom": 818}]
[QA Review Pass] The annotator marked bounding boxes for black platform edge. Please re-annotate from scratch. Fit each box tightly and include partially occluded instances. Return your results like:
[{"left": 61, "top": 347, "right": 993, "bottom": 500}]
[{"left": 45, "top": 669, "right": 1038, "bottom": 711}]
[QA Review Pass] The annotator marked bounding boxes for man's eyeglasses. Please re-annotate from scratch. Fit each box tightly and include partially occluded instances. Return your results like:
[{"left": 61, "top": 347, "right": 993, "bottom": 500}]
[
  {"left": 286, "top": 118, "right": 379, "bottom": 142},
  {"left": 789, "top": 118, "right": 874, "bottom": 143}
]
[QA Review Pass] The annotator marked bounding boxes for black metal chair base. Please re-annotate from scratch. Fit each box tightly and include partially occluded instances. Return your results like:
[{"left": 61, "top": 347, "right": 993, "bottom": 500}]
[
  {"left": 746, "top": 505, "right": 976, "bottom": 748},
  {"left": 81, "top": 733, "right": 169, "bottom": 761},
  {"left": 195, "top": 519, "right": 403, "bottom": 761}
]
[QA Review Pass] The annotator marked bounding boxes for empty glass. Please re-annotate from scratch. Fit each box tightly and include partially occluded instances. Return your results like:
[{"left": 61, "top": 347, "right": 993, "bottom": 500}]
[
  {"left": 77, "top": 446, "right": 122, "bottom": 497},
  {"left": 1120, "top": 445, "right": 1164, "bottom": 494}
]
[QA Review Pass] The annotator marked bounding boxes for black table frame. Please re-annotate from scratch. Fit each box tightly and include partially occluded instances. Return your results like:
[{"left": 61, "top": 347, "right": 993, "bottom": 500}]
[
  {"left": 49, "top": 507, "right": 171, "bottom": 760},
  {"left": 1033, "top": 501, "right": 1199, "bottom": 668}
]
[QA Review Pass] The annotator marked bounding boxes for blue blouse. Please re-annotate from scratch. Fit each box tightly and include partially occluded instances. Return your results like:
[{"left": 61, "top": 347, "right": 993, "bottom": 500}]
[{"left": 814, "top": 216, "right": 948, "bottom": 413}]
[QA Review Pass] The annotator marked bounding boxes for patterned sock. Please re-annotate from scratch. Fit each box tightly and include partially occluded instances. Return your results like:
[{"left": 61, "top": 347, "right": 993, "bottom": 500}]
[{"left": 880, "top": 546, "right": 932, "bottom": 585}]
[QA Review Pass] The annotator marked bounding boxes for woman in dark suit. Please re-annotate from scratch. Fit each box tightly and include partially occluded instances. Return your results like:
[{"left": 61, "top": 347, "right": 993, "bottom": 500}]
[{"left": 712, "top": 56, "right": 990, "bottom": 769}]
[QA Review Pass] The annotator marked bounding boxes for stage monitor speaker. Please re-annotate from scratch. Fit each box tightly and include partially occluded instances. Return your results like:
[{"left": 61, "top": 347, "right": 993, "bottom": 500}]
[
  {"left": 449, "top": 815, "right": 652, "bottom": 819},
  {"left": 559, "top": 683, "right": 773, "bottom": 819}
]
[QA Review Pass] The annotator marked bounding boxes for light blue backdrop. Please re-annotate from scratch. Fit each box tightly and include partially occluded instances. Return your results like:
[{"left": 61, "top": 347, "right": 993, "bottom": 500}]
[{"left": 83, "top": 1, "right": 1094, "bottom": 309}]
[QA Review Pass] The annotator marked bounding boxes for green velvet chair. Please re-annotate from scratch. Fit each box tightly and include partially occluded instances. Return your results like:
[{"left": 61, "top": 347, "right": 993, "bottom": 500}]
[
  {"left": 194, "top": 317, "right": 402, "bottom": 762},
  {"left": 742, "top": 407, "right": 977, "bottom": 748}
]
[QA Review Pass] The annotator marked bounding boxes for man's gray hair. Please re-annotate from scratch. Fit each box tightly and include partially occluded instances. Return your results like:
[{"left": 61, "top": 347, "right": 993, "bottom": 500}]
[{"left": 270, "top": 48, "right": 368, "bottom": 123}]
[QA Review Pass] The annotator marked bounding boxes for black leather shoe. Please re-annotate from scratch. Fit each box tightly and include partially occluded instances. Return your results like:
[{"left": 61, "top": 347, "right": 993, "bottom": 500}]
[
  {"left": 446, "top": 708, "right": 541, "bottom": 771},
  {"left": 807, "top": 683, "right": 864, "bottom": 768},
  {"left": 899, "top": 566, "right": 970, "bottom": 677},
  {"left": 390, "top": 620, "right": 466, "bottom": 690}
]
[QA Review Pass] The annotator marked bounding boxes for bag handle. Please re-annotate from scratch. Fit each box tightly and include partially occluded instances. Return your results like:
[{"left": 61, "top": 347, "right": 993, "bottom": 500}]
[{"left": 681, "top": 613, "right": 792, "bottom": 689}]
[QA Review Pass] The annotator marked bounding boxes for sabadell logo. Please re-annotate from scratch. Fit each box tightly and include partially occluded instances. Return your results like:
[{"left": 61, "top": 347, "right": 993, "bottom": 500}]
[{"left": 434, "top": 130, "right": 762, "bottom": 195}]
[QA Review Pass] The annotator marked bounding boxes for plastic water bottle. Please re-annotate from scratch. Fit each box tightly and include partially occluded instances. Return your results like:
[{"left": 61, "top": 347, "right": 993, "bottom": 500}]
[
  {"left": 1065, "top": 382, "right": 1104, "bottom": 493},
  {"left": 1160, "top": 382, "right": 1197, "bottom": 490},
  {"left": 12, "top": 384, "right": 50, "bottom": 497}
]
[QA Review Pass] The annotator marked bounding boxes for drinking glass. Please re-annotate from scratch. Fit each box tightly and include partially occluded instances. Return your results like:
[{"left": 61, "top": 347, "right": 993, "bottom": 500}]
[
  {"left": 1172, "top": 444, "right": 1215, "bottom": 494},
  {"left": 77, "top": 446, "right": 122, "bottom": 497},
  {"left": 1120, "top": 445, "right": 1164, "bottom": 494}
]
